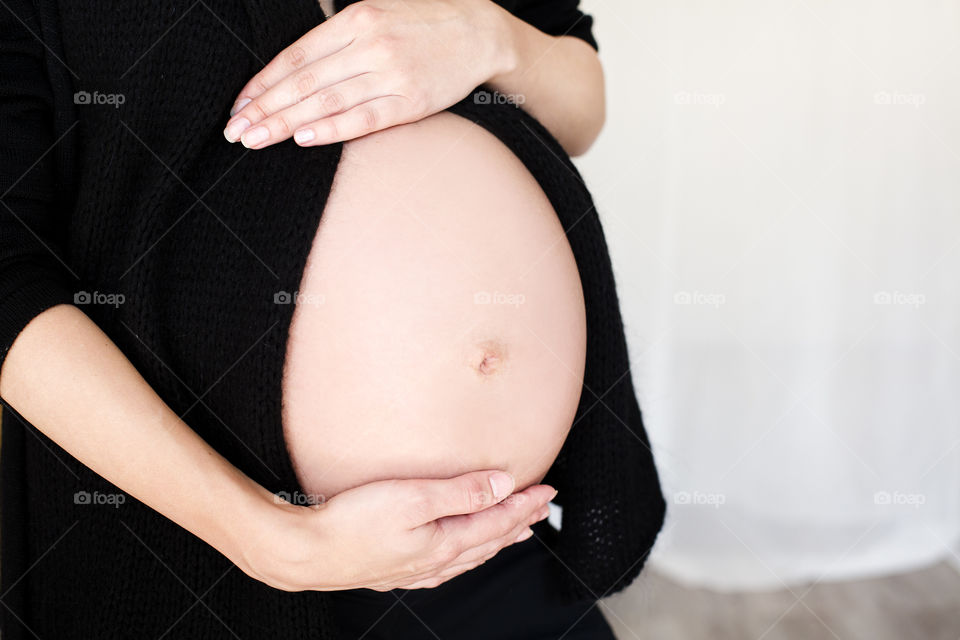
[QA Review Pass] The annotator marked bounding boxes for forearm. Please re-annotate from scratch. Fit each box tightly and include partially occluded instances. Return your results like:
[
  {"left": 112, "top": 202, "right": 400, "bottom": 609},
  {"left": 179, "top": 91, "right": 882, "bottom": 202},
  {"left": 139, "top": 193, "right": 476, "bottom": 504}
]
[
  {"left": 0, "top": 303, "right": 273, "bottom": 562},
  {"left": 484, "top": 5, "right": 606, "bottom": 157},
  {"left": 0, "top": 303, "right": 554, "bottom": 594}
]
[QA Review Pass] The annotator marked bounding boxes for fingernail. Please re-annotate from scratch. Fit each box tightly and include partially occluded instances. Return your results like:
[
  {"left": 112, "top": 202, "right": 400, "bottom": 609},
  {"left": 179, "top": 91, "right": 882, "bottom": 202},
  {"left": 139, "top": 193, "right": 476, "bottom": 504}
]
[
  {"left": 241, "top": 125, "right": 269, "bottom": 148},
  {"left": 489, "top": 472, "right": 514, "bottom": 500},
  {"left": 224, "top": 117, "right": 251, "bottom": 143},
  {"left": 515, "top": 527, "right": 534, "bottom": 542},
  {"left": 294, "top": 128, "right": 315, "bottom": 145},
  {"left": 230, "top": 97, "right": 251, "bottom": 117},
  {"left": 550, "top": 488, "right": 559, "bottom": 502}
]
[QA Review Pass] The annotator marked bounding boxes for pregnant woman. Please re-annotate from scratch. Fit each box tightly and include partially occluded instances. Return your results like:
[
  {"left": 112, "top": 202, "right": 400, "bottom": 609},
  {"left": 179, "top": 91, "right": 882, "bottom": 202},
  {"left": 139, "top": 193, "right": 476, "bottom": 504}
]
[{"left": 0, "top": 0, "right": 665, "bottom": 638}]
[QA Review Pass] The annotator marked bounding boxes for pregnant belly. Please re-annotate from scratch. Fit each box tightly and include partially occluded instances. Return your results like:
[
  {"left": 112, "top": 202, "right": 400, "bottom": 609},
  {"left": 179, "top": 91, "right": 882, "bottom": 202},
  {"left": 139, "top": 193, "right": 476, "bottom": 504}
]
[{"left": 281, "top": 111, "right": 586, "bottom": 502}]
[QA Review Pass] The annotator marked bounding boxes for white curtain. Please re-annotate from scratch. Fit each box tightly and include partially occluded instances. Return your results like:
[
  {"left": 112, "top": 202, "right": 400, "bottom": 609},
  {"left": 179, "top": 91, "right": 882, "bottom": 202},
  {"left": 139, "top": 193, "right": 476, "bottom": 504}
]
[{"left": 575, "top": 0, "right": 960, "bottom": 590}]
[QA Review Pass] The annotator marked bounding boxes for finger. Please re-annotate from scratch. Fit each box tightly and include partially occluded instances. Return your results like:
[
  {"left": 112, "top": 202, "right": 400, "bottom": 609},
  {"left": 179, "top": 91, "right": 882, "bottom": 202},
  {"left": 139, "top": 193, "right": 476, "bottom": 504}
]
[
  {"left": 431, "top": 484, "right": 556, "bottom": 553},
  {"left": 333, "top": 512, "right": 514, "bottom": 593},
  {"left": 398, "top": 470, "right": 522, "bottom": 528},
  {"left": 226, "top": 46, "right": 366, "bottom": 135},
  {"left": 395, "top": 572, "right": 462, "bottom": 590},
  {"left": 230, "top": 20, "right": 353, "bottom": 113},
  {"left": 378, "top": 522, "right": 536, "bottom": 591},
  {"left": 439, "top": 505, "right": 547, "bottom": 573},
  {"left": 424, "top": 546, "right": 499, "bottom": 585},
  {"left": 292, "top": 95, "right": 416, "bottom": 146},
  {"left": 382, "top": 490, "right": 552, "bottom": 589},
  {"left": 394, "top": 527, "right": 533, "bottom": 590},
  {"left": 399, "top": 523, "right": 540, "bottom": 590},
  {"left": 384, "top": 507, "right": 546, "bottom": 590},
  {"left": 230, "top": 74, "right": 384, "bottom": 148}
]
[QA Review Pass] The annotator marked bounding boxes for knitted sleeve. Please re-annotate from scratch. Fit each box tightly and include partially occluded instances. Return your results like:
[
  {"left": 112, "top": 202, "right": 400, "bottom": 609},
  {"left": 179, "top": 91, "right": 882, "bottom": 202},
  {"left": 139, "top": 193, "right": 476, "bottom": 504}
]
[
  {"left": 332, "top": 0, "right": 599, "bottom": 52},
  {"left": 0, "top": 0, "right": 77, "bottom": 376},
  {"left": 498, "top": 0, "right": 599, "bottom": 51}
]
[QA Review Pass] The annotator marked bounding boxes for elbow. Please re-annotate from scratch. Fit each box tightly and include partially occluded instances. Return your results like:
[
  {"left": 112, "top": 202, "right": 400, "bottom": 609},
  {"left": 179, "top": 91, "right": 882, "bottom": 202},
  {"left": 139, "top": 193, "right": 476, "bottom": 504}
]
[
  {"left": 563, "top": 59, "right": 606, "bottom": 158},
  {"left": 564, "top": 136, "right": 594, "bottom": 159},
  {"left": 564, "top": 105, "right": 605, "bottom": 157}
]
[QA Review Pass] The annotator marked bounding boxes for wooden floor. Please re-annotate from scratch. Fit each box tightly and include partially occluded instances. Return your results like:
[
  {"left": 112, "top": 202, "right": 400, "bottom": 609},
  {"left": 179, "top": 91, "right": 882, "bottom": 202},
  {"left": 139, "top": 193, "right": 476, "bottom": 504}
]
[{"left": 599, "top": 561, "right": 960, "bottom": 640}]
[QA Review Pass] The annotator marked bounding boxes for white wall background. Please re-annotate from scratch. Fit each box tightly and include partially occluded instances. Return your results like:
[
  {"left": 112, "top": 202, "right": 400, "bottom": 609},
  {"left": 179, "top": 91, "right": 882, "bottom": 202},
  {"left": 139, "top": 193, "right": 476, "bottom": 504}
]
[{"left": 573, "top": 0, "right": 960, "bottom": 590}]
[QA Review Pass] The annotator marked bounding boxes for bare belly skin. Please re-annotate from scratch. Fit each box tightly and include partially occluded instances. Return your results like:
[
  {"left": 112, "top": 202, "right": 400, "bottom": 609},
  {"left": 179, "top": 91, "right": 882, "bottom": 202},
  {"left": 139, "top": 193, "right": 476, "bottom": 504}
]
[{"left": 281, "top": 110, "right": 586, "bottom": 502}]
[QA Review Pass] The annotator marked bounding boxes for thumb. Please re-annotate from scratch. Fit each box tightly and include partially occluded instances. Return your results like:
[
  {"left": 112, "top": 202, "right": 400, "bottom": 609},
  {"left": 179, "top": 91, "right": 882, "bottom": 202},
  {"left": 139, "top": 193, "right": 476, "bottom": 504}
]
[{"left": 399, "top": 470, "right": 516, "bottom": 527}]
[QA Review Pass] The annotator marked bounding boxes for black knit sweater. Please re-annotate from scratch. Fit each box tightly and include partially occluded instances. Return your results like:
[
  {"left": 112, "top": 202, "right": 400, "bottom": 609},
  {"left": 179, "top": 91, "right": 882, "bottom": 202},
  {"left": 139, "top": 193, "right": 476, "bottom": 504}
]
[{"left": 0, "top": 0, "right": 665, "bottom": 637}]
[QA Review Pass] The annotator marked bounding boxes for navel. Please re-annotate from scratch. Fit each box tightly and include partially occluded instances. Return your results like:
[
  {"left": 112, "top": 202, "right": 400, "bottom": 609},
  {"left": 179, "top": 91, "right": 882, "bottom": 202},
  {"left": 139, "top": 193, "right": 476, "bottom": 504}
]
[{"left": 468, "top": 339, "right": 509, "bottom": 377}]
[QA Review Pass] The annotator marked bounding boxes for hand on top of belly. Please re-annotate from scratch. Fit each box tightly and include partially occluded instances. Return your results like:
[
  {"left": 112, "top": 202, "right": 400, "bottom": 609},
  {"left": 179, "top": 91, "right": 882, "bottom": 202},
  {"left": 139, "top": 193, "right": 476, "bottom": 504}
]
[
  {"left": 223, "top": 0, "right": 509, "bottom": 149},
  {"left": 235, "top": 470, "right": 556, "bottom": 592}
]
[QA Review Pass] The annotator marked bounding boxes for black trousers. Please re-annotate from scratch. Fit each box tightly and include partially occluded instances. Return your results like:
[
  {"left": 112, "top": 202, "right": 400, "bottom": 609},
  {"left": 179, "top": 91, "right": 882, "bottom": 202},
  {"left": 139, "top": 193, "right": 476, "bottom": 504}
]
[{"left": 328, "top": 519, "right": 617, "bottom": 639}]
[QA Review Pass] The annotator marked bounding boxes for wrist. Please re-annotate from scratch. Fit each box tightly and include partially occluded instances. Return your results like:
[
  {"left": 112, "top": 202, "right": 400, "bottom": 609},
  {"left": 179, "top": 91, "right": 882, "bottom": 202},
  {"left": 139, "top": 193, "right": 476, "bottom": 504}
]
[
  {"left": 475, "top": 0, "right": 521, "bottom": 85},
  {"left": 200, "top": 464, "right": 286, "bottom": 569},
  {"left": 219, "top": 479, "right": 336, "bottom": 590}
]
